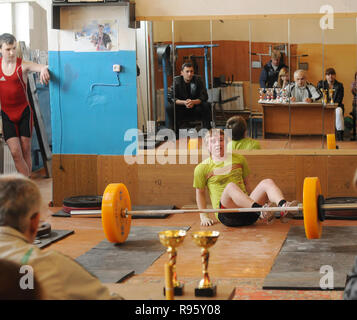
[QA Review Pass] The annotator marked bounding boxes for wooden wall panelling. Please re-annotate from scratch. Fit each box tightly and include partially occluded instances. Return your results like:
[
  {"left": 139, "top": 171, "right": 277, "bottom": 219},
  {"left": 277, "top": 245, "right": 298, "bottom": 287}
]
[
  {"left": 245, "top": 155, "right": 297, "bottom": 201},
  {"left": 52, "top": 154, "right": 98, "bottom": 206},
  {"left": 97, "top": 156, "right": 139, "bottom": 205},
  {"left": 327, "top": 156, "right": 357, "bottom": 197},
  {"left": 154, "top": 41, "right": 298, "bottom": 89},
  {"left": 211, "top": 40, "right": 250, "bottom": 81},
  {"left": 137, "top": 158, "right": 197, "bottom": 207},
  {"left": 295, "top": 155, "right": 328, "bottom": 201}
]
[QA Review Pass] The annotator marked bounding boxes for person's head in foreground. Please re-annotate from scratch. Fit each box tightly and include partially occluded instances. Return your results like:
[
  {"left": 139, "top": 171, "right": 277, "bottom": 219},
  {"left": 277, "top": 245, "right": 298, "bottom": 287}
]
[{"left": 0, "top": 174, "right": 42, "bottom": 243}]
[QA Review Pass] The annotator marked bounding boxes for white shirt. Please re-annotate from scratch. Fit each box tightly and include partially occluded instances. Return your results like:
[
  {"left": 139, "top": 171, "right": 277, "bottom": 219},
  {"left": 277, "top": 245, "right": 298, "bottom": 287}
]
[{"left": 288, "top": 83, "right": 321, "bottom": 102}]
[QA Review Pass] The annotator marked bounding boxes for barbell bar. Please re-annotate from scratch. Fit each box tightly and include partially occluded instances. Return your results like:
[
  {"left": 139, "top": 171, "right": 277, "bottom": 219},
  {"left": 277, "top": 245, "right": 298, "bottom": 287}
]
[
  {"left": 70, "top": 203, "right": 355, "bottom": 216},
  {"left": 68, "top": 177, "right": 357, "bottom": 243}
]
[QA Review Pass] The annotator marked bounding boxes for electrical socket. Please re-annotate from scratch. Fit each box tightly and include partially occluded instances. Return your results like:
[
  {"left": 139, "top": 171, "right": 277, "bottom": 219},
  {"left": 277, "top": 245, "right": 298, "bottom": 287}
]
[{"left": 113, "top": 64, "right": 121, "bottom": 72}]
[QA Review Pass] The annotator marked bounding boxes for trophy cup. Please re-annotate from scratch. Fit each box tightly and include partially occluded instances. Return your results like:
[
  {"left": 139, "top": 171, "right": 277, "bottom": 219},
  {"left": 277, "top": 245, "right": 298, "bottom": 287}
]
[
  {"left": 323, "top": 89, "right": 328, "bottom": 105},
  {"left": 328, "top": 88, "right": 335, "bottom": 104},
  {"left": 159, "top": 229, "right": 187, "bottom": 296},
  {"left": 258, "top": 88, "right": 265, "bottom": 102},
  {"left": 281, "top": 88, "right": 287, "bottom": 103},
  {"left": 192, "top": 230, "right": 220, "bottom": 297},
  {"left": 275, "top": 88, "right": 281, "bottom": 103}
]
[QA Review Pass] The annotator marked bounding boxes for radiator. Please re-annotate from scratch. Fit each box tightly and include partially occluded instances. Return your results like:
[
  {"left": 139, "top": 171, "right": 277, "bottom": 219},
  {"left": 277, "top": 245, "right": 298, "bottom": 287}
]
[{"left": 0, "top": 139, "right": 17, "bottom": 174}]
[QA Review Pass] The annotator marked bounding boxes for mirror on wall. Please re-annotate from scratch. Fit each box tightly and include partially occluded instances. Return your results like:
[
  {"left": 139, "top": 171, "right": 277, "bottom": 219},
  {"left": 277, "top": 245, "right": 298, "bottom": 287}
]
[
  {"left": 289, "top": 17, "right": 324, "bottom": 148},
  {"left": 137, "top": 16, "right": 357, "bottom": 150},
  {"left": 171, "top": 20, "right": 212, "bottom": 134},
  {"left": 323, "top": 17, "right": 357, "bottom": 143},
  {"left": 249, "top": 18, "right": 290, "bottom": 149},
  {"left": 211, "top": 19, "right": 250, "bottom": 129}
]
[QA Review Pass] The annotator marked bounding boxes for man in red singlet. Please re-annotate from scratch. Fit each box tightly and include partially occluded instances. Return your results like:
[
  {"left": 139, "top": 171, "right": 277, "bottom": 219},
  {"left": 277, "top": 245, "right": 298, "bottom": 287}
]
[{"left": 0, "top": 33, "right": 50, "bottom": 177}]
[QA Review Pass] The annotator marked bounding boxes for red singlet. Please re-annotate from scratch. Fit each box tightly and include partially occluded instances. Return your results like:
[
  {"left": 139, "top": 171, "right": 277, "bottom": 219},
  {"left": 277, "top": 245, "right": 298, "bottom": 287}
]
[{"left": 0, "top": 57, "right": 29, "bottom": 122}]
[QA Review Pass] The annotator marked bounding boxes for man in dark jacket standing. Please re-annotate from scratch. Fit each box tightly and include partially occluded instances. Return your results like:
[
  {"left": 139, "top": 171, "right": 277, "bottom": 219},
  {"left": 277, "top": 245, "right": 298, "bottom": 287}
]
[
  {"left": 259, "top": 50, "right": 288, "bottom": 89},
  {"left": 167, "top": 62, "right": 211, "bottom": 133}
]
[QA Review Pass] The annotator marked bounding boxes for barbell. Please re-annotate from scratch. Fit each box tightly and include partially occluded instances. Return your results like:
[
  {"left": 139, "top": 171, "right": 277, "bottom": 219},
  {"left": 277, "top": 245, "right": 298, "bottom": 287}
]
[{"left": 69, "top": 177, "right": 357, "bottom": 243}]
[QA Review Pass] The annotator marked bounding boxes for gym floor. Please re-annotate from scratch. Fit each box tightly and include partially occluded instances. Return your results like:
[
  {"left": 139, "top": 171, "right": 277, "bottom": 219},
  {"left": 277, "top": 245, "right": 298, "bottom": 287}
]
[{"left": 34, "top": 169, "right": 354, "bottom": 300}]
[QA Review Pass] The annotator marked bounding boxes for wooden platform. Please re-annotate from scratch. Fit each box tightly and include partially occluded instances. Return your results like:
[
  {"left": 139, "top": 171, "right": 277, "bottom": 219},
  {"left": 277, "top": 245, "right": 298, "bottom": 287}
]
[{"left": 52, "top": 146, "right": 357, "bottom": 207}]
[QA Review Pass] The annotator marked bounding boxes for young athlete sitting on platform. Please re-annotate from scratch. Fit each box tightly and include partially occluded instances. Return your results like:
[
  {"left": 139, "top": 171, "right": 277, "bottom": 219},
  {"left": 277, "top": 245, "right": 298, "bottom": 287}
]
[
  {"left": 194, "top": 129, "right": 297, "bottom": 227},
  {"left": 226, "top": 115, "right": 261, "bottom": 151}
]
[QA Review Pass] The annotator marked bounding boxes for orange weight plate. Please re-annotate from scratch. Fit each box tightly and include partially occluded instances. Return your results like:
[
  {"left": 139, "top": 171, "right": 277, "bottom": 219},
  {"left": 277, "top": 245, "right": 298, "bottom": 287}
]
[
  {"left": 303, "top": 177, "right": 322, "bottom": 239},
  {"left": 101, "top": 183, "right": 132, "bottom": 243}
]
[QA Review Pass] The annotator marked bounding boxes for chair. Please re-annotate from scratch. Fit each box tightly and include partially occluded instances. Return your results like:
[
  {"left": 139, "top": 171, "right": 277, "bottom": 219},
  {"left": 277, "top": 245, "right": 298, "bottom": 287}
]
[
  {"left": 249, "top": 111, "right": 263, "bottom": 138},
  {"left": 207, "top": 87, "right": 240, "bottom": 127}
]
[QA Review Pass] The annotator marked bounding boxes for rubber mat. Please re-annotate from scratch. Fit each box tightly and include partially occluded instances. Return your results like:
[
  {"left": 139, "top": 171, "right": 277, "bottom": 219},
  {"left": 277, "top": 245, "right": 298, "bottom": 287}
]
[
  {"left": 75, "top": 226, "right": 190, "bottom": 283},
  {"left": 263, "top": 226, "right": 356, "bottom": 290},
  {"left": 34, "top": 230, "right": 74, "bottom": 249}
]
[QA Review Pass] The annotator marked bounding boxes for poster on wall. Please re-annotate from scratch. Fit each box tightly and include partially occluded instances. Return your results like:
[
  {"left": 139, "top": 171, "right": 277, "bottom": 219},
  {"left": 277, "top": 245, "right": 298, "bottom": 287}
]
[{"left": 74, "top": 19, "right": 119, "bottom": 52}]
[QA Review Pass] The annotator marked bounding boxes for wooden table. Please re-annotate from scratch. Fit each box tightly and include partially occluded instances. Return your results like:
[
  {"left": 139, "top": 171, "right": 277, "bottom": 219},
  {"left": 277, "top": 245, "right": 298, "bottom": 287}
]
[{"left": 260, "top": 102, "right": 336, "bottom": 138}]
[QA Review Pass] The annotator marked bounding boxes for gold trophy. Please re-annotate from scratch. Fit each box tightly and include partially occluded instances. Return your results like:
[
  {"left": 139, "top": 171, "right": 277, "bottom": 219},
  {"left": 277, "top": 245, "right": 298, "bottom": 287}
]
[
  {"left": 323, "top": 89, "right": 328, "bottom": 105},
  {"left": 159, "top": 229, "right": 186, "bottom": 296},
  {"left": 328, "top": 88, "right": 335, "bottom": 104},
  {"left": 192, "top": 230, "right": 220, "bottom": 297}
]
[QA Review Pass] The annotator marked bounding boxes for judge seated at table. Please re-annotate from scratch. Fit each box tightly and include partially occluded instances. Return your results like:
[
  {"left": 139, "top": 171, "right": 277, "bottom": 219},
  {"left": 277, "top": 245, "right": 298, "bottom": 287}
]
[{"left": 288, "top": 69, "right": 322, "bottom": 103}]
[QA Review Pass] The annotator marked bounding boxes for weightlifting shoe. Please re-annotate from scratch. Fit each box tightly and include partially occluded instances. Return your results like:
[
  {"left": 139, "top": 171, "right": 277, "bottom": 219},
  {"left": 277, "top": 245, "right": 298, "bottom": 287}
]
[
  {"left": 279, "top": 200, "right": 299, "bottom": 223},
  {"left": 259, "top": 203, "right": 276, "bottom": 225}
]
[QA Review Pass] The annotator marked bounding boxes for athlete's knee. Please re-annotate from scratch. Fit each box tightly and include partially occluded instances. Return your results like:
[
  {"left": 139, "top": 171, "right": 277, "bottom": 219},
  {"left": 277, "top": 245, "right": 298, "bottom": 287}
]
[
  {"left": 225, "top": 182, "right": 238, "bottom": 191},
  {"left": 259, "top": 178, "right": 275, "bottom": 188},
  {"left": 9, "top": 148, "right": 24, "bottom": 163}
]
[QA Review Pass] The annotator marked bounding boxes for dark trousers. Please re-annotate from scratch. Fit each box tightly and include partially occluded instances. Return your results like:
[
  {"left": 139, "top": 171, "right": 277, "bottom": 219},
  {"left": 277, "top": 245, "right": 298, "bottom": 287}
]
[
  {"left": 166, "top": 101, "right": 212, "bottom": 133},
  {"left": 352, "top": 105, "right": 357, "bottom": 140}
]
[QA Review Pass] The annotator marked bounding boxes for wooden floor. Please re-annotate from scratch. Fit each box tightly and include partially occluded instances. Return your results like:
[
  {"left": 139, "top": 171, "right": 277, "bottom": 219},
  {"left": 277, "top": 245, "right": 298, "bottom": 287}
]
[{"left": 34, "top": 164, "right": 354, "bottom": 300}]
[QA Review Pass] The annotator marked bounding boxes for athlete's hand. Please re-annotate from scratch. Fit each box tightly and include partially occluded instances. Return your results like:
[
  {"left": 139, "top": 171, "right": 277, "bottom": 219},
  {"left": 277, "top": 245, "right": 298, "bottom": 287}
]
[
  {"left": 200, "top": 213, "right": 214, "bottom": 226},
  {"left": 40, "top": 66, "right": 50, "bottom": 85}
]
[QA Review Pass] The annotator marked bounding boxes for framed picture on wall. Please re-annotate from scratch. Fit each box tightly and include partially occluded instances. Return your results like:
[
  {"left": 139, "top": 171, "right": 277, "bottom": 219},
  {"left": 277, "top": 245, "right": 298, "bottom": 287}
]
[{"left": 74, "top": 19, "right": 119, "bottom": 52}]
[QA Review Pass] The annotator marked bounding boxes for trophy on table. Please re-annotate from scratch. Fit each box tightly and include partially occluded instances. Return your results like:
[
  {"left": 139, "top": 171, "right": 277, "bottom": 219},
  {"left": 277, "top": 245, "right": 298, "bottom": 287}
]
[
  {"left": 328, "top": 88, "right": 335, "bottom": 104},
  {"left": 258, "top": 88, "right": 265, "bottom": 102},
  {"left": 159, "top": 229, "right": 187, "bottom": 296},
  {"left": 281, "top": 88, "right": 288, "bottom": 103},
  {"left": 266, "top": 88, "right": 273, "bottom": 101},
  {"left": 322, "top": 89, "right": 328, "bottom": 105},
  {"left": 275, "top": 88, "right": 282, "bottom": 103},
  {"left": 192, "top": 230, "right": 220, "bottom": 297}
]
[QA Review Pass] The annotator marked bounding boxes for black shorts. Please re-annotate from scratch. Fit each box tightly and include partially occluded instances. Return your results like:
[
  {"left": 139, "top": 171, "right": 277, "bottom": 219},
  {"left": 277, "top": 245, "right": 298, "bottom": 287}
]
[
  {"left": 218, "top": 202, "right": 260, "bottom": 227},
  {"left": 1, "top": 106, "right": 33, "bottom": 141}
]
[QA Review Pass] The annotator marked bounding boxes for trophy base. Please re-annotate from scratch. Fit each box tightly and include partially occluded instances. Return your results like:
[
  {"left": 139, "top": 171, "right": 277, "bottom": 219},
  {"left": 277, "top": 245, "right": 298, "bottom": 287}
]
[
  {"left": 194, "top": 285, "right": 217, "bottom": 297},
  {"left": 163, "top": 283, "right": 184, "bottom": 296}
]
